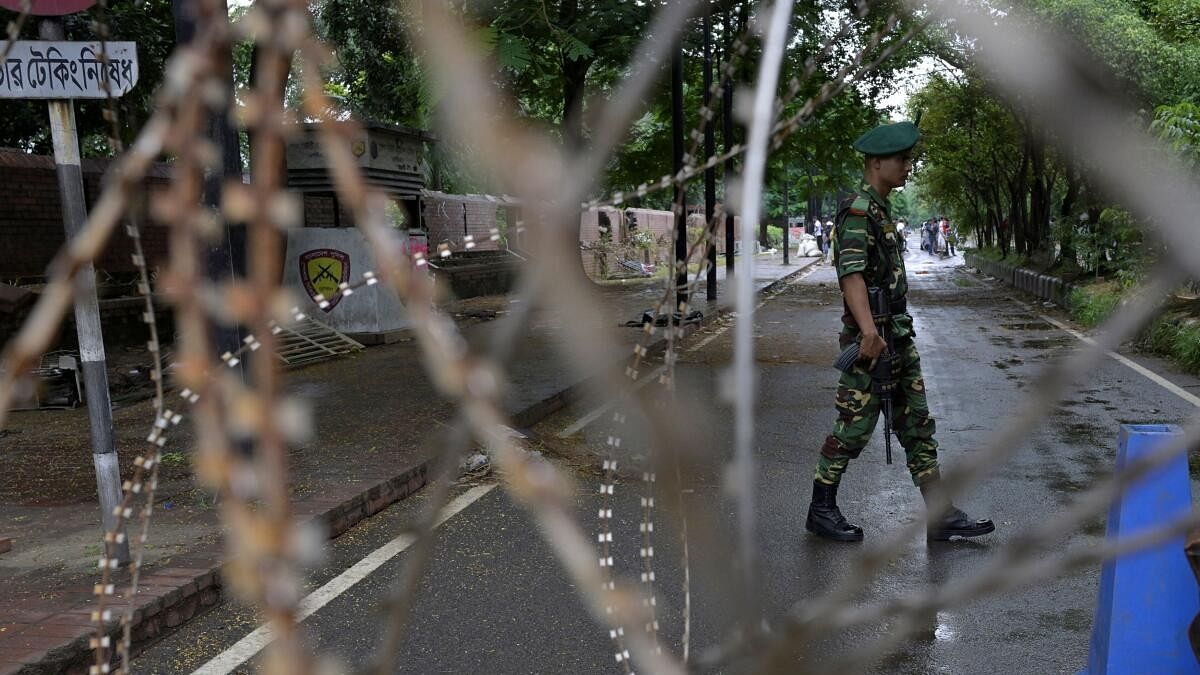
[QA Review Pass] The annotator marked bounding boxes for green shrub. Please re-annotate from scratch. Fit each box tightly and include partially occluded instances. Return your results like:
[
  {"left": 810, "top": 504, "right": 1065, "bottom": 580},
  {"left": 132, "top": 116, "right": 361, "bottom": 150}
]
[
  {"left": 1173, "top": 321, "right": 1200, "bottom": 373},
  {"left": 766, "top": 225, "right": 784, "bottom": 249},
  {"left": 1068, "top": 282, "right": 1122, "bottom": 327},
  {"left": 1143, "top": 315, "right": 1200, "bottom": 375}
]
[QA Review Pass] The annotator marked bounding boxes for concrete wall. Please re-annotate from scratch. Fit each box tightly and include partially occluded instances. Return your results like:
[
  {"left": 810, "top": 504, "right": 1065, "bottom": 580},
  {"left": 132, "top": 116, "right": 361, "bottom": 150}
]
[
  {"left": 421, "top": 192, "right": 512, "bottom": 254},
  {"left": 281, "top": 228, "right": 409, "bottom": 335}
]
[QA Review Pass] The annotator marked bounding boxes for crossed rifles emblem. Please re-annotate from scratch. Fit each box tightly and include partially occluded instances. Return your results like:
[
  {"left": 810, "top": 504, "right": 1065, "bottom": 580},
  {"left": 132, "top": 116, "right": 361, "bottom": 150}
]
[{"left": 299, "top": 248, "right": 351, "bottom": 312}]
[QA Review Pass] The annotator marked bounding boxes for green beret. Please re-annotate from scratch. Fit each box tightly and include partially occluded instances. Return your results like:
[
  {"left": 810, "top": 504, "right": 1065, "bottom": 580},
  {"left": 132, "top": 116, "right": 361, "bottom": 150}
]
[{"left": 853, "top": 121, "right": 921, "bottom": 156}]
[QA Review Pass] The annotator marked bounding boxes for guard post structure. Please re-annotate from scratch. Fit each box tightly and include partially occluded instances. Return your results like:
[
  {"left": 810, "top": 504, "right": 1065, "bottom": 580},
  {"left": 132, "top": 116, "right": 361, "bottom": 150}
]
[
  {"left": 283, "top": 122, "right": 434, "bottom": 343},
  {"left": 1084, "top": 424, "right": 1200, "bottom": 674}
]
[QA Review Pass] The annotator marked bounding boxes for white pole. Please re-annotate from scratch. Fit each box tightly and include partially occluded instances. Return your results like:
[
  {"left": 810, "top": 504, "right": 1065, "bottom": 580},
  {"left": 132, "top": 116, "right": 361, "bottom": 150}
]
[{"left": 41, "top": 18, "right": 130, "bottom": 565}]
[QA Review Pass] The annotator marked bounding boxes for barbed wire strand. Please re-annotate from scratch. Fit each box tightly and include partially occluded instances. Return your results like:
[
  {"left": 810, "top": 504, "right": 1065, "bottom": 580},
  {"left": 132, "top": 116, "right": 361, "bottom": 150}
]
[
  {"left": 10, "top": 0, "right": 1199, "bottom": 673},
  {"left": 821, "top": 412, "right": 1200, "bottom": 672},
  {"left": 736, "top": 267, "right": 1183, "bottom": 674},
  {"left": 296, "top": 12, "right": 687, "bottom": 671},
  {"left": 585, "top": 10, "right": 915, "bottom": 212},
  {"left": 82, "top": 2, "right": 193, "bottom": 673},
  {"left": 731, "top": 0, "right": 796, "bottom": 631}
]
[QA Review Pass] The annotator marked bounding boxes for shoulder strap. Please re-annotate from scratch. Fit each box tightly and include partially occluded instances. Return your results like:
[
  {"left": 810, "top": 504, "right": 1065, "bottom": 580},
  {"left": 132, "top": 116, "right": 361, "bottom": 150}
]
[{"left": 834, "top": 196, "right": 891, "bottom": 286}]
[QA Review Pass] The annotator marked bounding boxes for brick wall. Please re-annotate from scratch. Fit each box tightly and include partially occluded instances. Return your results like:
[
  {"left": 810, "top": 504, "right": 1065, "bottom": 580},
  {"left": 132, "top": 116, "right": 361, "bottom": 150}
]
[
  {"left": 303, "top": 193, "right": 351, "bottom": 228},
  {"left": 0, "top": 149, "right": 171, "bottom": 282},
  {"left": 421, "top": 192, "right": 512, "bottom": 253}
]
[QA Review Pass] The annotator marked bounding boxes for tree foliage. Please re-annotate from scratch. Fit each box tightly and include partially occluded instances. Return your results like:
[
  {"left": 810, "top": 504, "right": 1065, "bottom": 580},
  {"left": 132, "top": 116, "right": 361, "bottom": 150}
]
[
  {"left": 912, "top": 0, "right": 1200, "bottom": 275},
  {"left": 1152, "top": 101, "right": 1200, "bottom": 165},
  {"left": 317, "top": 0, "right": 430, "bottom": 128}
]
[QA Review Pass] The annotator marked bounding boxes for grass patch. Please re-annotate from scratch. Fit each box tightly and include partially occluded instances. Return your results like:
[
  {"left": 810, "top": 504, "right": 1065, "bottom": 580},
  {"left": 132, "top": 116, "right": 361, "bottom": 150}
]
[
  {"left": 1067, "top": 281, "right": 1122, "bottom": 328},
  {"left": 1142, "top": 313, "right": 1200, "bottom": 375},
  {"left": 953, "top": 277, "right": 977, "bottom": 288},
  {"left": 161, "top": 451, "right": 189, "bottom": 467},
  {"left": 1071, "top": 280, "right": 1200, "bottom": 375}
]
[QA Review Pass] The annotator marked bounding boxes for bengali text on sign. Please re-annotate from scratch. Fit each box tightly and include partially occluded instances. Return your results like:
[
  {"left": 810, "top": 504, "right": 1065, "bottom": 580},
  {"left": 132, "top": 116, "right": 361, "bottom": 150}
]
[{"left": 0, "top": 41, "right": 138, "bottom": 99}]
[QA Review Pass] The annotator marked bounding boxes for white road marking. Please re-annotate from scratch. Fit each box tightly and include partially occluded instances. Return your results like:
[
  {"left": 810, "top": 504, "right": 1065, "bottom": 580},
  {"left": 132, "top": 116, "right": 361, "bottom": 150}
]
[
  {"left": 1037, "top": 312, "right": 1200, "bottom": 408},
  {"left": 688, "top": 324, "right": 730, "bottom": 353},
  {"left": 1004, "top": 294, "right": 1200, "bottom": 408},
  {"left": 191, "top": 484, "right": 498, "bottom": 675},
  {"left": 557, "top": 365, "right": 667, "bottom": 437}
]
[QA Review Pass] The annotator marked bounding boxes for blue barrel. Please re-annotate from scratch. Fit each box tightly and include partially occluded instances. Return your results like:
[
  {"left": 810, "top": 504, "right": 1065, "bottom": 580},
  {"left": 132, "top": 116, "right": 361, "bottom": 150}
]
[{"left": 1084, "top": 424, "right": 1199, "bottom": 674}]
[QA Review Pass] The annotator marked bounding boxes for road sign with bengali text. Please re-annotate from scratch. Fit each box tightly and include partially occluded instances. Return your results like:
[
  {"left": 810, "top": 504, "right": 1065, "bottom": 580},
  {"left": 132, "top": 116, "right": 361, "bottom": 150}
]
[{"left": 0, "top": 40, "right": 137, "bottom": 98}]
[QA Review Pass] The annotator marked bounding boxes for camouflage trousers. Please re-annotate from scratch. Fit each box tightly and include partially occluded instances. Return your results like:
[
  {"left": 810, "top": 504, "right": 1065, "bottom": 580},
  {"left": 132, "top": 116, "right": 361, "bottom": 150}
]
[{"left": 814, "top": 334, "right": 940, "bottom": 487}]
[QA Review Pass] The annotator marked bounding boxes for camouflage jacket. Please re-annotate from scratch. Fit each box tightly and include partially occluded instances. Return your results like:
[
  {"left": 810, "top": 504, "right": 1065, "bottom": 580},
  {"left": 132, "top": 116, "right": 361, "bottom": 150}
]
[{"left": 831, "top": 181, "right": 913, "bottom": 339}]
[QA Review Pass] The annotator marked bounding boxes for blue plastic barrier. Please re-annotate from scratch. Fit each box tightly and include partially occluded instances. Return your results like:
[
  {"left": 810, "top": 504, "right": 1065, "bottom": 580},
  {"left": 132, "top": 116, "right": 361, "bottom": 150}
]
[{"left": 1084, "top": 424, "right": 1199, "bottom": 675}]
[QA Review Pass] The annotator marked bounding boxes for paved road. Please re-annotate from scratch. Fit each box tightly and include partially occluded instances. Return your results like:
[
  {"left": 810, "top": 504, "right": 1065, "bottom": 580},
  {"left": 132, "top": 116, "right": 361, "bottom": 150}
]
[{"left": 134, "top": 252, "right": 1200, "bottom": 674}]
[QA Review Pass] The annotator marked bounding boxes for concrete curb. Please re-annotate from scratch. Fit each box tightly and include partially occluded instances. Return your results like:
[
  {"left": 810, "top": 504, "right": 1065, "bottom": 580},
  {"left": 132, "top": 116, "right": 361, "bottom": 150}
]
[
  {"left": 964, "top": 250, "right": 1076, "bottom": 308},
  {"left": 4, "top": 259, "right": 816, "bottom": 675}
]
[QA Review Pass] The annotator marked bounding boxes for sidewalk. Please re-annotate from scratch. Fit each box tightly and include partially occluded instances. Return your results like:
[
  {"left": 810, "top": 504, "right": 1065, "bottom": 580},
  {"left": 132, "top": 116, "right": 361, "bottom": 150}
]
[{"left": 0, "top": 253, "right": 817, "bottom": 674}]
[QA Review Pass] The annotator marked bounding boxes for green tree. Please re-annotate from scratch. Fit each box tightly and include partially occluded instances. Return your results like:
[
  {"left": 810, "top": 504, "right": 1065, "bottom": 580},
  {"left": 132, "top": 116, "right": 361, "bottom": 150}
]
[
  {"left": 317, "top": 0, "right": 430, "bottom": 128},
  {"left": 910, "top": 72, "right": 1027, "bottom": 253},
  {"left": 911, "top": 0, "right": 1200, "bottom": 272}
]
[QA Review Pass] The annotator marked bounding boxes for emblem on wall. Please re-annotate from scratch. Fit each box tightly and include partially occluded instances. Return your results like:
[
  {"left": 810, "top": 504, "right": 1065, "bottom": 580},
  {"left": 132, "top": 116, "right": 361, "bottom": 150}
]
[{"left": 299, "top": 248, "right": 351, "bottom": 311}]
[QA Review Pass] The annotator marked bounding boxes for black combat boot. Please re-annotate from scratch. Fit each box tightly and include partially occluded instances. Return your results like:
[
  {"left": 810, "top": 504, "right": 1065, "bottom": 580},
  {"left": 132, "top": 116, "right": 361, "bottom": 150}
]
[
  {"left": 920, "top": 483, "right": 995, "bottom": 541},
  {"left": 806, "top": 480, "right": 864, "bottom": 542}
]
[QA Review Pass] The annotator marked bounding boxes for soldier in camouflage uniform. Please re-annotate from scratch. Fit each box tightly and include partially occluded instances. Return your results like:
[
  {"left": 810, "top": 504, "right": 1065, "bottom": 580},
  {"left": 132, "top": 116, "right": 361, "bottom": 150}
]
[{"left": 805, "top": 120, "right": 996, "bottom": 543}]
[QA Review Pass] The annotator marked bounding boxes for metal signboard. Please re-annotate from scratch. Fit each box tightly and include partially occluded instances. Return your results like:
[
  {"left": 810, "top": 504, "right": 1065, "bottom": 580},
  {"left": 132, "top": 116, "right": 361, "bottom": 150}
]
[
  {"left": 0, "top": 40, "right": 137, "bottom": 98},
  {"left": 0, "top": 0, "right": 96, "bottom": 16}
]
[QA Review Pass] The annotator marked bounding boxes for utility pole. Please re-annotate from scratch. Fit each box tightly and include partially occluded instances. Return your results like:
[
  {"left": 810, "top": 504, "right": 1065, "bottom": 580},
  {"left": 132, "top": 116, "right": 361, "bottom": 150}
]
[
  {"left": 41, "top": 17, "right": 130, "bottom": 565},
  {"left": 672, "top": 41, "right": 688, "bottom": 307},
  {"left": 722, "top": 9, "right": 735, "bottom": 274},
  {"left": 782, "top": 167, "right": 790, "bottom": 265},
  {"left": 703, "top": 11, "right": 716, "bottom": 301}
]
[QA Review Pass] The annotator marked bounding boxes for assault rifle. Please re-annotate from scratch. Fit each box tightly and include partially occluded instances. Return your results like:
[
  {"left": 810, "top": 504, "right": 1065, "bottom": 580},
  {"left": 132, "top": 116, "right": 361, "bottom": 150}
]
[{"left": 833, "top": 287, "right": 897, "bottom": 464}]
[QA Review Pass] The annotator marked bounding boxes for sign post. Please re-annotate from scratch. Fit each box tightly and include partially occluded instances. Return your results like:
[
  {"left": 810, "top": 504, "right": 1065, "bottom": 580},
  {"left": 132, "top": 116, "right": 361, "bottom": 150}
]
[{"left": 0, "top": 9, "right": 137, "bottom": 563}]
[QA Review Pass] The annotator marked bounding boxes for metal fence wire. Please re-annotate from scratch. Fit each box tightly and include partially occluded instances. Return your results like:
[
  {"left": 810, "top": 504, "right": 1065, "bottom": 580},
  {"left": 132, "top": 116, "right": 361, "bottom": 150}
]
[{"left": 0, "top": 0, "right": 1198, "bottom": 673}]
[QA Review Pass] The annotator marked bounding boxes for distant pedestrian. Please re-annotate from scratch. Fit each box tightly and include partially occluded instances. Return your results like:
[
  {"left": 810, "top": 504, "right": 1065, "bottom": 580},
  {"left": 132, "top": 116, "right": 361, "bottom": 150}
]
[
  {"left": 942, "top": 219, "right": 956, "bottom": 256},
  {"left": 812, "top": 218, "right": 824, "bottom": 255}
]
